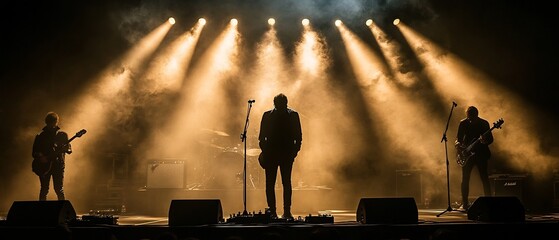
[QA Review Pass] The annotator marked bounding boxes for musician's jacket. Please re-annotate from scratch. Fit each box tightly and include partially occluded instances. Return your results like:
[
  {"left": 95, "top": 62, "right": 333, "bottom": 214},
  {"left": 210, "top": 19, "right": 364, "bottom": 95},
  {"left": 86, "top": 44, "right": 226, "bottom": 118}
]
[
  {"left": 32, "top": 126, "right": 71, "bottom": 168},
  {"left": 456, "top": 117, "right": 493, "bottom": 158},
  {"left": 258, "top": 107, "right": 302, "bottom": 164}
]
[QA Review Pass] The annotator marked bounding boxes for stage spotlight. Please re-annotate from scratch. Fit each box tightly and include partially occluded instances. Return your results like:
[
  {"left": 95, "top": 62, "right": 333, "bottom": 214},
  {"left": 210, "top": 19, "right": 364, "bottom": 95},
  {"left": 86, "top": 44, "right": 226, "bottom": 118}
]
[
  {"left": 366, "top": 19, "right": 373, "bottom": 26},
  {"left": 230, "top": 18, "right": 238, "bottom": 26},
  {"left": 393, "top": 18, "right": 400, "bottom": 25},
  {"left": 168, "top": 17, "right": 176, "bottom": 25},
  {"left": 268, "top": 18, "right": 275, "bottom": 26},
  {"left": 199, "top": 18, "right": 206, "bottom": 26},
  {"left": 335, "top": 20, "right": 342, "bottom": 27},
  {"left": 302, "top": 18, "right": 309, "bottom": 26}
]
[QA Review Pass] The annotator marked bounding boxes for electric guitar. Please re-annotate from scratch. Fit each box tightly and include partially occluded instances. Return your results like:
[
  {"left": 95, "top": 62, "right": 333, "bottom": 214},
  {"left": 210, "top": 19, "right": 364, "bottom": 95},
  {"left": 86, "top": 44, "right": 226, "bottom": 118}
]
[
  {"left": 32, "top": 129, "right": 87, "bottom": 176},
  {"left": 456, "top": 118, "right": 503, "bottom": 167}
]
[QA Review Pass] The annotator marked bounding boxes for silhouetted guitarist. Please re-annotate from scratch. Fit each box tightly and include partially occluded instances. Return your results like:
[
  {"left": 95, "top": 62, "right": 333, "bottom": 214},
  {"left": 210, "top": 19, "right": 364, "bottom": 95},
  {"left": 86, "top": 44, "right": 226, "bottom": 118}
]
[
  {"left": 32, "top": 112, "right": 74, "bottom": 201},
  {"left": 454, "top": 106, "right": 495, "bottom": 211}
]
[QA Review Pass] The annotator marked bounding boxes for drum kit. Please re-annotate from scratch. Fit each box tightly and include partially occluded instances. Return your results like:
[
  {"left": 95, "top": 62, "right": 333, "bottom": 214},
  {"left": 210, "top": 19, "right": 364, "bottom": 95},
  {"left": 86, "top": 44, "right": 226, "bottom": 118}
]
[{"left": 195, "top": 128, "right": 263, "bottom": 189}]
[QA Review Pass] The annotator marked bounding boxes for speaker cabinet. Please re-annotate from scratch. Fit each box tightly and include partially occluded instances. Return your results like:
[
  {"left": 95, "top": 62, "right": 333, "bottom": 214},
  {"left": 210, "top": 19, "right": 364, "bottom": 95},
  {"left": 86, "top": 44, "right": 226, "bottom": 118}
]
[
  {"left": 490, "top": 174, "right": 526, "bottom": 203},
  {"left": 147, "top": 159, "right": 186, "bottom": 188},
  {"left": 168, "top": 199, "right": 223, "bottom": 226},
  {"left": 467, "top": 196, "right": 525, "bottom": 222},
  {"left": 396, "top": 170, "right": 423, "bottom": 206},
  {"left": 356, "top": 197, "right": 418, "bottom": 224},
  {"left": 7, "top": 200, "right": 77, "bottom": 226},
  {"left": 554, "top": 180, "right": 559, "bottom": 209}
]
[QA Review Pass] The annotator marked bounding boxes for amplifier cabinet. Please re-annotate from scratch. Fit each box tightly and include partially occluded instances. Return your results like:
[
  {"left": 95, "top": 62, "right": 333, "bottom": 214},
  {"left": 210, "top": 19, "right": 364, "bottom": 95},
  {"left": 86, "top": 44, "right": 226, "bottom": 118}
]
[
  {"left": 554, "top": 179, "right": 559, "bottom": 209},
  {"left": 489, "top": 174, "right": 526, "bottom": 204},
  {"left": 395, "top": 170, "right": 423, "bottom": 206},
  {"left": 146, "top": 159, "right": 186, "bottom": 188}
]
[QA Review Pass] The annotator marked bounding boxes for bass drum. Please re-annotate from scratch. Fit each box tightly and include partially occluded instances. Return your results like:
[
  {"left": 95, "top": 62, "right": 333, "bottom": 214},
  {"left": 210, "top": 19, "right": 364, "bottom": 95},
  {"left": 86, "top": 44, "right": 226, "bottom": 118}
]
[{"left": 202, "top": 150, "right": 244, "bottom": 189}]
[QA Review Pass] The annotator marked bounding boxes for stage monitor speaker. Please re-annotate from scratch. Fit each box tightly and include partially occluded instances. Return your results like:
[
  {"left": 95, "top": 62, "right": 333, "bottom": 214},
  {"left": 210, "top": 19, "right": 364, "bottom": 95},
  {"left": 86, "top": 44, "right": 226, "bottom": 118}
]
[
  {"left": 7, "top": 200, "right": 77, "bottom": 226},
  {"left": 356, "top": 197, "right": 418, "bottom": 224},
  {"left": 467, "top": 196, "right": 525, "bottom": 222},
  {"left": 168, "top": 199, "right": 223, "bottom": 226}
]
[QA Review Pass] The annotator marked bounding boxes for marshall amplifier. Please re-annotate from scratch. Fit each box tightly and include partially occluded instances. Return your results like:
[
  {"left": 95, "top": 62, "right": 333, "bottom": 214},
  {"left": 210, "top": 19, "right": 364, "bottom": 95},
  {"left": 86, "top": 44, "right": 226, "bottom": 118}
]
[
  {"left": 146, "top": 159, "right": 186, "bottom": 188},
  {"left": 554, "top": 172, "right": 559, "bottom": 209},
  {"left": 490, "top": 174, "right": 526, "bottom": 204},
  {"left": 555, "top": 181, "right": 559, "bottom": 209}
]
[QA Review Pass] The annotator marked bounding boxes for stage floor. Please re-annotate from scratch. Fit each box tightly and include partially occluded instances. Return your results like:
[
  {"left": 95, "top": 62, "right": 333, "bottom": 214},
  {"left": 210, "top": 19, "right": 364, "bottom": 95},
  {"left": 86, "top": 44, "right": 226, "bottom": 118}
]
[
  {"left": 115, "top": 207, "right": 559, "bottom": 225},
  {"left": 2, "top": 207, "right": 559, "bottom": 240}
]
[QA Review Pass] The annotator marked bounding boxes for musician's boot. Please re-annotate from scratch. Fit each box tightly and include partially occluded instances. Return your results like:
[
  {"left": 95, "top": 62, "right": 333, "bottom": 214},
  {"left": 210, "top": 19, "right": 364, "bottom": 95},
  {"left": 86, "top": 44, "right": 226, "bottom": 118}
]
[
  {"left": 459, "top": 198, "right": 469, "bottom": 211},
  {"left": 266, "top": 207, "right": 277, "bottom": 219},
  {"left": 283, "top": 206, "right": 293, "bottom": 219}
]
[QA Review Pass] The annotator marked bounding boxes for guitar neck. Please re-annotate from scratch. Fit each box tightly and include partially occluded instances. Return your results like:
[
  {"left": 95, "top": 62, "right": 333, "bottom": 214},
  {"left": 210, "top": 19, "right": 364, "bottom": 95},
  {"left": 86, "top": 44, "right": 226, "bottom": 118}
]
[
  {"left": 58, "top": 134, "right": 79, "bottom": 148},
  {"left": 480, "top": 126, "right": 498, "bottom": 140},
  {"left": 68, "top": 136, "right": 78, "bottom": 143},
  {"left": 469, "top": 126, "right": 496, "bottom": 147}
]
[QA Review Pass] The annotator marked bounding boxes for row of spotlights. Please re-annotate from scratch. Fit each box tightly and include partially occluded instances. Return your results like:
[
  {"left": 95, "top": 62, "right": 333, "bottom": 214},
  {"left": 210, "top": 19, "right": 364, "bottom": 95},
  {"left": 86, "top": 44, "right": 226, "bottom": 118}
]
[{"left": 168, "top": 17, "right": 401, "bottom": 26}]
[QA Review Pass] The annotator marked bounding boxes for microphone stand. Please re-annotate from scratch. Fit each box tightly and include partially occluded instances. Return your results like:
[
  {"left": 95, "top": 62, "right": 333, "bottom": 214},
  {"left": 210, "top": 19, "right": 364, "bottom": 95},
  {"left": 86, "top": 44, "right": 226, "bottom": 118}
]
[
  {"left": 239, "top": 99, "right": 254, "bottom": 216},
  {"left": 437, "top": 102, "right": 457, "bottom": 217}
]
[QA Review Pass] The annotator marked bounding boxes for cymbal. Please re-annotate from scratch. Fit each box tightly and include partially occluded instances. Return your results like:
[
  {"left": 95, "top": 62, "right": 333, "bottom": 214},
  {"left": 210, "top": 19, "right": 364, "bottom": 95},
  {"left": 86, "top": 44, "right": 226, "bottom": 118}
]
[
  {"left": 245, "top": 148, "right": 261, "bottom": 157},
  {"left": 200, "top": 128, "right": 230, "bottom": 137}
]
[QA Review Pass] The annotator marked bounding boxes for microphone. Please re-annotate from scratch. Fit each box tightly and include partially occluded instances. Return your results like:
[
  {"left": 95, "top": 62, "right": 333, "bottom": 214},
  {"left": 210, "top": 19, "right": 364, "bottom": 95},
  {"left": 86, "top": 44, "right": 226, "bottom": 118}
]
[
  {"left": 248, "top": 99, "right": 255, "bottom": 103},
  {"left": 453, "top": 101, "right": 457, "bottom": 107}
]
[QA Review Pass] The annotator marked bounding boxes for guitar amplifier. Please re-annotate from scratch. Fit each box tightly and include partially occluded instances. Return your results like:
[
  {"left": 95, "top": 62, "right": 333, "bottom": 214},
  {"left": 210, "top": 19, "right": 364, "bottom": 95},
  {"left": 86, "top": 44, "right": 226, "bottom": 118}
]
[
  {"left": 146, "top": 159, "right": 186, "bottom": 188},
  {"left": 554, "top": 173, "right": 559, "bottom": 209},
  {"left": 490, "top": 174, "right": 526, "bottom": 204},
  {"left": 396, "top": 170, "right": 423, "bottom": 206}
]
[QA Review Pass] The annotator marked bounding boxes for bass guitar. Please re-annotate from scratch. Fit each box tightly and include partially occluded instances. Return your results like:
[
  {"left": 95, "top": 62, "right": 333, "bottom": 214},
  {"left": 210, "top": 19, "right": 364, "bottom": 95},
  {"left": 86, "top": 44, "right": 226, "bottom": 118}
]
[
  {"left": 456, "top": 118, "right": 503, "bottom": 167},
  {"left": 32, "top": 129, "right": 87, "bottom": 176}
]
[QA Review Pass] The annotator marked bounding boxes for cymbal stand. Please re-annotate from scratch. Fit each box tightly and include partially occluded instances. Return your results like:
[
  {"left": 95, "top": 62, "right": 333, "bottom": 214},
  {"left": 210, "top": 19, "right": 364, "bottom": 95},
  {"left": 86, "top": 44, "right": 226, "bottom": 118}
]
[
  {"left": 239, "top": 99, "right": 255, "bottom": 215},
  {"left": 437, "top": 101, "right": 458, "bottom": 217}
]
